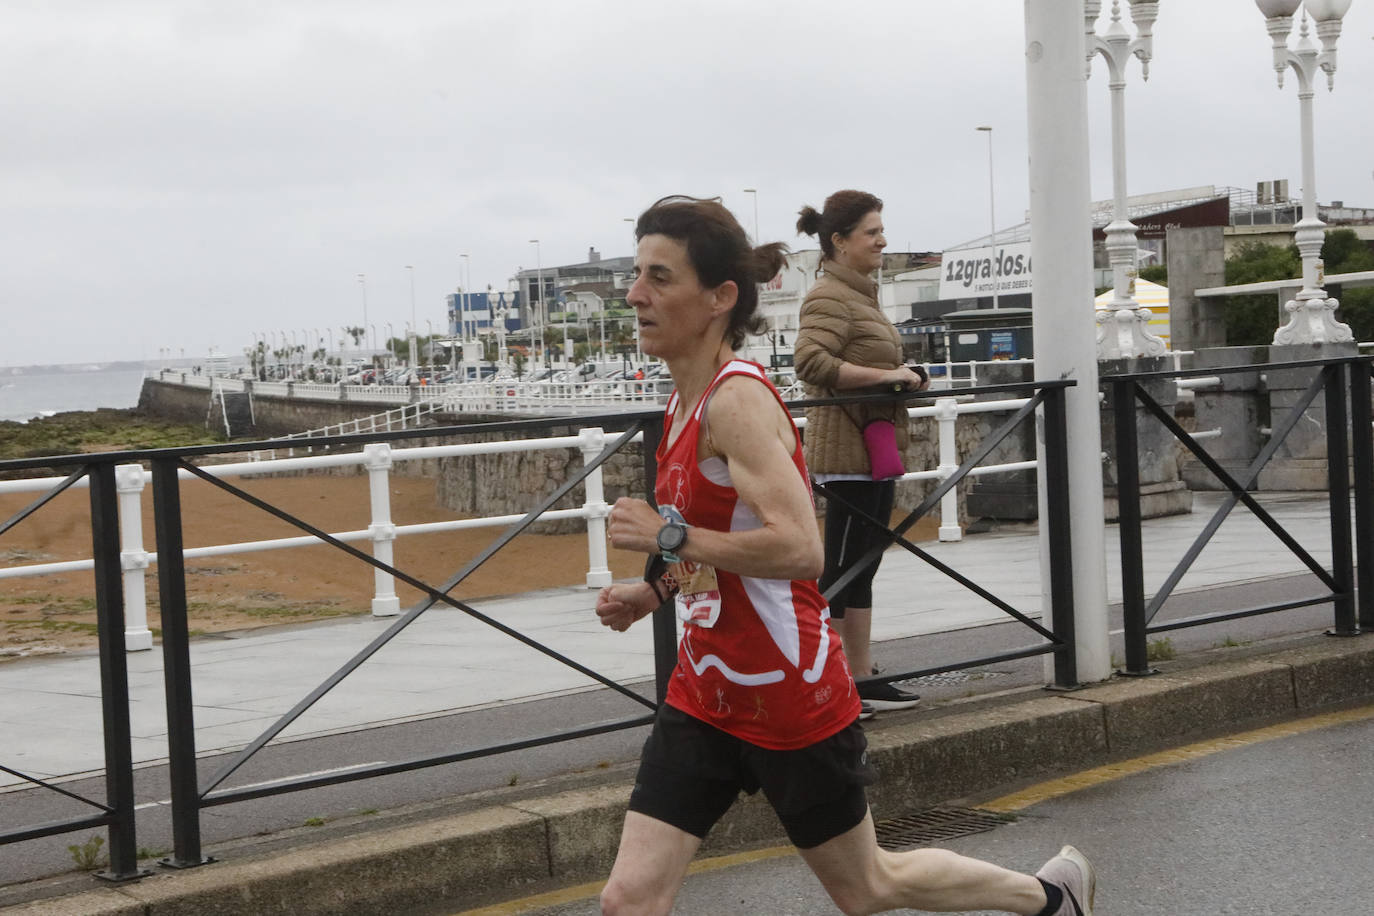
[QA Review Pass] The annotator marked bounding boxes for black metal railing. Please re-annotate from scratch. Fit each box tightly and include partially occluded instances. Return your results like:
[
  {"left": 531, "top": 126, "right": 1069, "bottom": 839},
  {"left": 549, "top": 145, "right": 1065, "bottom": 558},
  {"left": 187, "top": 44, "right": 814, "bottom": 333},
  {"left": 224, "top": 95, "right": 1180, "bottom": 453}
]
[
  {"left": 0, "top": 464, "right": 147, "bottom": 882},
  {"left": 0, "top": 376, "right": 1078, "bottom": 880},
  {"left": 802, "top": 378, "right": 1081, "bottom": 690},
  {"left": 1105, "top": 354, "right": 1374, "bottom": 675}
]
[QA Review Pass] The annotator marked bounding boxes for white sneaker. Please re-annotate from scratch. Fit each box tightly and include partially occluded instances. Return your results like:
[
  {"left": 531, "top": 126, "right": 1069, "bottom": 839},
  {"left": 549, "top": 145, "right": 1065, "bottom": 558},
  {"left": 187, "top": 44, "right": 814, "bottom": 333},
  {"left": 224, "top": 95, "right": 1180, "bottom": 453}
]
[{"left": 1035, "top": 845, "right": 1095, "bottom": 916}]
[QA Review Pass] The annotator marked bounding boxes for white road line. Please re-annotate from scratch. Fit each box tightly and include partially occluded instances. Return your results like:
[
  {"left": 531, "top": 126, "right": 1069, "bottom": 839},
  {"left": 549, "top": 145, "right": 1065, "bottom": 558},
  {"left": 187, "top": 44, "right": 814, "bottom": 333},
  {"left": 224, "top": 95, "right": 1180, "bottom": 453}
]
[{"left": 133, "top": 761, "right": 388, "bottom": 810}]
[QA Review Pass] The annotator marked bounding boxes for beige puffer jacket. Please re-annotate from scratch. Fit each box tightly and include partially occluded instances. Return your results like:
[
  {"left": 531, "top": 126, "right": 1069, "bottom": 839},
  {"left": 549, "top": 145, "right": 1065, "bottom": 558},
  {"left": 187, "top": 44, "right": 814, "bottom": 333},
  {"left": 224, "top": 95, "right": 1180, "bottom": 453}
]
[{"left": 794, "top": 260, "right": 909, "bottom": 476}]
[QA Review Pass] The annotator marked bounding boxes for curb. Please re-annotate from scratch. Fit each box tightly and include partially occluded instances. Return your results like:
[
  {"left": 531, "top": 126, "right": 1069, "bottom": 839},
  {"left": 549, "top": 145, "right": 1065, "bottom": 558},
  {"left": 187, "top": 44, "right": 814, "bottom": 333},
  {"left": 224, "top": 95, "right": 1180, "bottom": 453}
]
[{"left": 7, "top": 635, "right": 1374, "bottom": 914}]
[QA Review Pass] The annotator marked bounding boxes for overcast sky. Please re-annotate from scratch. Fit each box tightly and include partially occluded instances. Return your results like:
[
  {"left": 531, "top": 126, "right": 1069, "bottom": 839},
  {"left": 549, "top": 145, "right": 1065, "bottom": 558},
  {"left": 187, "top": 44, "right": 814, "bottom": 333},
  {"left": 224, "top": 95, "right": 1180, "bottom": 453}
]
[{"left": 4, "top": 0, "right": 1372, "bottom": 367}]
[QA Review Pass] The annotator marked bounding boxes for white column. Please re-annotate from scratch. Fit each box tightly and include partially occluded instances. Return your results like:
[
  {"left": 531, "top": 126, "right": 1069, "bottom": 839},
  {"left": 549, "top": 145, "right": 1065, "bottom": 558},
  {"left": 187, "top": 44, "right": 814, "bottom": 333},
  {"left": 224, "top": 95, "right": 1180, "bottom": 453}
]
[
  {"left": 116, "top": 464, "right": 154, "bottom": 651},
  {"left": 579, "top": 427, "right": 614, "bottom": 588},
  {"left": 1025, "top": 0, "right": 1111, "bottom": 683},
  {"left": 935, "top": 398, "right": 963, "bottom": 542},
  {"left": 365, "top": 443, "right": 401, "bottom": 616}
]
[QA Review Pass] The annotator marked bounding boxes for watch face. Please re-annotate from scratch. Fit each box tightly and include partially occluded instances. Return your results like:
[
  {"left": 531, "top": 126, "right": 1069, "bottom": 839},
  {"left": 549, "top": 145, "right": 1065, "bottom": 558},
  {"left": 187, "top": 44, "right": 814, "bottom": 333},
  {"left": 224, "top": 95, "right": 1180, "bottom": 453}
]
[{"left": 658, "top": 521, "right": 687, "bottom": 552}]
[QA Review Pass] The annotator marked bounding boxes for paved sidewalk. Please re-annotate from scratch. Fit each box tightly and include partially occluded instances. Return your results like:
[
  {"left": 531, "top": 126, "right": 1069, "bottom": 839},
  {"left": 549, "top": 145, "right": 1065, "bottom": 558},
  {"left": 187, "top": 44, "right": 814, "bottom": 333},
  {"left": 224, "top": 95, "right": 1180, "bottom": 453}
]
[{"left": 0, "top": 491, "right": 1344, "bottom": 788}]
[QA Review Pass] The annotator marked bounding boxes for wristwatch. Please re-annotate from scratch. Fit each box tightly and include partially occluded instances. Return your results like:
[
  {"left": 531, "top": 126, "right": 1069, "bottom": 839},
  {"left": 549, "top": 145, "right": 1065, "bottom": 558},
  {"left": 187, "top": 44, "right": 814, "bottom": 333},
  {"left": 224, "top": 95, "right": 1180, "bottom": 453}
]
[{"left": 656, "top": 518, "right": 689, "bottom": 563}]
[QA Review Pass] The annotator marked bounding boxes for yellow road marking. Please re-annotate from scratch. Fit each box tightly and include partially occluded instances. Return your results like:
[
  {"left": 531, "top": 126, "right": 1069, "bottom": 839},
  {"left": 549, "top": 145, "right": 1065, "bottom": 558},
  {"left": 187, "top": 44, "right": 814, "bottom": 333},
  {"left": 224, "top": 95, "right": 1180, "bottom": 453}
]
[
  {"left": 979, "top": 703, "right": 1374, "bottom": 813},
  {"left": 460, "top": 703, "right": 1374, "bottom": 914},
  {"left": 458, "top": 845, "right": 796, "bottom": 915}
]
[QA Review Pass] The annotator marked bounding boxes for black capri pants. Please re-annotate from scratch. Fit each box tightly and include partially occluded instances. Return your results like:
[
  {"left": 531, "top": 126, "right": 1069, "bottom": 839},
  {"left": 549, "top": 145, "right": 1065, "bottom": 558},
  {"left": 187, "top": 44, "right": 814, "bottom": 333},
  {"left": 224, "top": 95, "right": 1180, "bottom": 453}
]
[{"left": 818, "top": 478, "right": 895, "bottom": 619}]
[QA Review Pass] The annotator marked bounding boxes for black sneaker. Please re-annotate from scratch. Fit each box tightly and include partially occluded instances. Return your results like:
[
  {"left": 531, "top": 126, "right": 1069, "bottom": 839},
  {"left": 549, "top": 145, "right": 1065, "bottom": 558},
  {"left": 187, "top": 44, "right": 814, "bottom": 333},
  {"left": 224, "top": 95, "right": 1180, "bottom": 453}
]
[
  {"left": 858, "top": 681, "right": 921, "bottom": 710},
  {"left": 858, "top": 701, "right": 876, "bottom": 721}
]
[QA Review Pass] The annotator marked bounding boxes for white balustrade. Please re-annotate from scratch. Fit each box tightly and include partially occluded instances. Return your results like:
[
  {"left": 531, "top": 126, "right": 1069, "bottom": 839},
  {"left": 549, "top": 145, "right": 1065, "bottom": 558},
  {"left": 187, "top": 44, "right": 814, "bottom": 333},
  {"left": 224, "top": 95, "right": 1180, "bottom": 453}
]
[{"left": 2, "top": 395, "right": 1042, "bottom": 650}]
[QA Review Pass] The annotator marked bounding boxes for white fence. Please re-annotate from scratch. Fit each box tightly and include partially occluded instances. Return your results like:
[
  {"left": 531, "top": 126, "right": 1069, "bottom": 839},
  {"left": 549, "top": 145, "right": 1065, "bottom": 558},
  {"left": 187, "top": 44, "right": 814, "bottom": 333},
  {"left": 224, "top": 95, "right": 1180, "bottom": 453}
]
[{"left": 1, "top": 396, "right": 1036, "bottom": 651}]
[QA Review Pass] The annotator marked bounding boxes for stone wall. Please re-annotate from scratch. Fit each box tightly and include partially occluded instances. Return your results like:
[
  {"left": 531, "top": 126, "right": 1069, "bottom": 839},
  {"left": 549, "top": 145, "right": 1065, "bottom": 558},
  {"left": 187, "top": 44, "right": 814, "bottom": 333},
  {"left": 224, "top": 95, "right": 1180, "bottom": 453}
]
[{"left": 1100, "top": 355, "right": 1194, "bottom": 521}]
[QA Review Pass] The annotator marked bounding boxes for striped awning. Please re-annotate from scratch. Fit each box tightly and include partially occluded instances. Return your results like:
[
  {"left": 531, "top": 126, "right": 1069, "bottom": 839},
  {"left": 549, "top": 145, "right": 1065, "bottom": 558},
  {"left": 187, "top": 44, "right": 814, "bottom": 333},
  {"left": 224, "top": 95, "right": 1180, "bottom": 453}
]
[{"left": 1095, "top": 278, "right": 1170, "bottom": 343}]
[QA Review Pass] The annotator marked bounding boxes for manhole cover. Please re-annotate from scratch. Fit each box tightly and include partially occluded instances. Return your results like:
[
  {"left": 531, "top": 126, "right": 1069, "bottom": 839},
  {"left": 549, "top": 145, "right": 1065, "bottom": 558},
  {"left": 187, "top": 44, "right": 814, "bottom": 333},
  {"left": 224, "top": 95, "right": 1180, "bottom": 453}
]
[{"left": 874, "top": 806, "right": 1015, "bottom": 851}]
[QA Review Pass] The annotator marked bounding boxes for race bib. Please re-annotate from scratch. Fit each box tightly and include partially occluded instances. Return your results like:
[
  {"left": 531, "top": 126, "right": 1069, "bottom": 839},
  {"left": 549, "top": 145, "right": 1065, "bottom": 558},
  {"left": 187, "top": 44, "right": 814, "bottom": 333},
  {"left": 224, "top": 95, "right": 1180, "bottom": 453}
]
[{"left": 671, "top": 559, "right": 722, "bottom": 627}]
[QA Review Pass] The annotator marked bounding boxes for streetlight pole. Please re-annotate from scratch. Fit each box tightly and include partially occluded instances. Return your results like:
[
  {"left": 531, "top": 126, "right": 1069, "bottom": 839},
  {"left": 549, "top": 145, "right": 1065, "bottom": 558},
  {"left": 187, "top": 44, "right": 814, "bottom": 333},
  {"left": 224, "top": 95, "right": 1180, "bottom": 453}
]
[
  {"left": 405, "top": 265, "right": 419, "bottom": 368},
  {"left": 974, "top": 127, "right": 1001, "bottom": 311},
  {"left": 741, "top": 188, "right": 759, "bottom": 241},
  {"left": 529, "top": 239, "right": 545, "bottom": 367},
  {"left": 357, "top": 273, "right": 370, "bottom": 365},
  {"left": 459, "top": 253, "right": 471, "bottom": 349},
  {"left": 624, "top": 217, "right": 642, "bottom": 366},
  {"left": 1254, "top": 0, "right": 1354, "bottom": 345},
  {"left": 743, "top": 188, "right": 774, "bottom": 356},
  {"left": 1087, "top": 0, "right": 1167, "bottom": 359}
]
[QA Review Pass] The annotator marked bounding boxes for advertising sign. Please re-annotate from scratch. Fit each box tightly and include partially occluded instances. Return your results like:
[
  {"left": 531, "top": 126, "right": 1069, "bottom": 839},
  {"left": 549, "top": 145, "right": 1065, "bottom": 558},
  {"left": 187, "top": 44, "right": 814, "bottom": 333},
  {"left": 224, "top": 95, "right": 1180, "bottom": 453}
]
[
  {"left": 938, "top": 241, "right": 1033, "bottom": 300},
  {"left": 1090, "top": 196, "right": 1230, "bottom": 241}
]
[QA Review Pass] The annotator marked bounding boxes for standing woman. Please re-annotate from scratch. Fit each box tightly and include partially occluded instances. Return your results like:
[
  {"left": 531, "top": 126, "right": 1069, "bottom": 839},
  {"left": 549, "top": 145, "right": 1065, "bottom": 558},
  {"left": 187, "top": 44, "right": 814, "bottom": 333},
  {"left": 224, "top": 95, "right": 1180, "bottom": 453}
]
[
  {"left": 794, "top": 189, "right": 925, "bottom": 711},
  {"left": 594, "top": 195, "right": 1092, "bottom": 916}
]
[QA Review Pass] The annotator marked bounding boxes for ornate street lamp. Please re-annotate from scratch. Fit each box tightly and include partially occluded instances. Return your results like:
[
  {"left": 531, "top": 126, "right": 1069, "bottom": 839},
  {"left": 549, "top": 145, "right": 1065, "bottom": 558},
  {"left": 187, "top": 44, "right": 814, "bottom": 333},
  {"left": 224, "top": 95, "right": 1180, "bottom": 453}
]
[
  {"left": 1255, "top": 0, "right": 1355, "bottom": 345},
  {"left": 1087, "top": 0, "right": 1168, "bottom": 359}
]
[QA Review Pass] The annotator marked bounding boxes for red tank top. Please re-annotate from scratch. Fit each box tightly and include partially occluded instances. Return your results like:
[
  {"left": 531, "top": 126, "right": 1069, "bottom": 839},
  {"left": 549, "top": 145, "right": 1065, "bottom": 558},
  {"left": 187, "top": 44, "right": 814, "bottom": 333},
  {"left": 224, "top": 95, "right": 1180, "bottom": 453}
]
[{"left": 656, "top": 360, "right": 861, "bottom": 750}]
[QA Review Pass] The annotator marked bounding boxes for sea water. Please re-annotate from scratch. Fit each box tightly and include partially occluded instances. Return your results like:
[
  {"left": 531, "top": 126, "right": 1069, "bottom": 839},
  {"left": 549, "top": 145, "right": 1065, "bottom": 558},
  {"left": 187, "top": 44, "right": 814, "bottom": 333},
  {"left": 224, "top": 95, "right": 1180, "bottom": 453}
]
[{"left": 0, "top": 367, "right": 148, "bottom": 423}]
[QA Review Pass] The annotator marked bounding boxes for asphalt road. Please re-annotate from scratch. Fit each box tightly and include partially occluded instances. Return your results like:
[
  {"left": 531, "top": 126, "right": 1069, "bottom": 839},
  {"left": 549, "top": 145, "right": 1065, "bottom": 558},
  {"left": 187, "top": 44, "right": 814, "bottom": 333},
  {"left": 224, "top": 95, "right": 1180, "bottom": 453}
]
[
  {"left": 0, "top": 572, "right": 1350, "bottom": 897},
  {"left": 494, "top": 703, "right": 1374, "bottom": 915}
]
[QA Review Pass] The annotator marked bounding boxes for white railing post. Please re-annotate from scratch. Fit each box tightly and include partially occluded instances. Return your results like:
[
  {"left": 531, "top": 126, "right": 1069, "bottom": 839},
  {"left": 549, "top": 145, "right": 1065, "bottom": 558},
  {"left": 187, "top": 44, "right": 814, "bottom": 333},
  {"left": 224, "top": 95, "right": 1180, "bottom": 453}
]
[
  {"left": 115, "top": 463, "right": 154, "bottom": 651},
  {"left": 364, "top": 443, "right": 401, "bottom": 616},
  {"left": 934, "top": 398, "right": 963, "bottom": 542},
  {"left": 579, "top": 427, "right": 613, "bottom": 588}
]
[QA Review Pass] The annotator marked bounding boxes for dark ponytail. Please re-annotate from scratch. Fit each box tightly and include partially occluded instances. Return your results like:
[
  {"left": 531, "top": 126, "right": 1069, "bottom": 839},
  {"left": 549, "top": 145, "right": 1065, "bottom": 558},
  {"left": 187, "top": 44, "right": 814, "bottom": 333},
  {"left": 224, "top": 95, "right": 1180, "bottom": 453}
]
[{"left": 796, "top": 190, "right": 883, "bottom": 261}]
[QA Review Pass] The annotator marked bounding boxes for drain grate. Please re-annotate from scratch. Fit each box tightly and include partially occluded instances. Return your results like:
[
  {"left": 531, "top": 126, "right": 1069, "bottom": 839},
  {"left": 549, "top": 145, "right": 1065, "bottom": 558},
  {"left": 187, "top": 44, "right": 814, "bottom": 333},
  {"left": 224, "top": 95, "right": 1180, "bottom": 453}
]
[
  {"left": 903, "top": 669, "right": 1008, "bottom": 687},
  {"left": 873, "top": 806, "right": 1016, "bottom": 851}
]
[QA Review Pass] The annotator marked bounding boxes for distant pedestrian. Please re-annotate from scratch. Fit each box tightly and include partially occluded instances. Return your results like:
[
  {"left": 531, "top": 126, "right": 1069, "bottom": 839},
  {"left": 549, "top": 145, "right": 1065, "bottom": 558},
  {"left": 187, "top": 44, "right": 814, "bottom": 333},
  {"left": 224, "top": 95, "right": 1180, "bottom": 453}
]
[
  {"left": 595, "top": 194, "right": 1094, "bottom": 915},
  {"left": 795, "top": 189, "right": 927, "bottom": 715}
]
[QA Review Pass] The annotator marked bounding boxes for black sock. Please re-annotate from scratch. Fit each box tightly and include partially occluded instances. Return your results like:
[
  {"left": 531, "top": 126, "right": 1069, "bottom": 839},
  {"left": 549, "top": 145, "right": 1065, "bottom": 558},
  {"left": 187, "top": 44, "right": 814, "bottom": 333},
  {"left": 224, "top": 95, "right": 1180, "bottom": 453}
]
[{"left": 1033, "top": 878, "right": 1063, "bottom": 916}]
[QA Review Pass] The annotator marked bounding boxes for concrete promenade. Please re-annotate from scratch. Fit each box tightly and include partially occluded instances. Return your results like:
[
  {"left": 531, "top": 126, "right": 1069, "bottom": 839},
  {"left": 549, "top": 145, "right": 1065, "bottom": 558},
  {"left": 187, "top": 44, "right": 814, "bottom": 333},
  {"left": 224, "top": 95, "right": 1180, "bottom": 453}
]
[
  {"left": 3, "top": 491, "right": 1372, "bottom": 913},
  {"left": 0, "top": 492, "right": 1345, "bottom": 786}
]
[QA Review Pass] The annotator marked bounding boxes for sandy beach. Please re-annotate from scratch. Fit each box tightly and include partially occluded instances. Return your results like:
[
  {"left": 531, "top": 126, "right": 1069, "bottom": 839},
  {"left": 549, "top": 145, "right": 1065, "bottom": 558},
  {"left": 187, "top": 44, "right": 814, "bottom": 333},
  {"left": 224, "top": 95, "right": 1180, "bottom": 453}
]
[{"left": 0, "top": 474, "right": 649, "bottom": 658}]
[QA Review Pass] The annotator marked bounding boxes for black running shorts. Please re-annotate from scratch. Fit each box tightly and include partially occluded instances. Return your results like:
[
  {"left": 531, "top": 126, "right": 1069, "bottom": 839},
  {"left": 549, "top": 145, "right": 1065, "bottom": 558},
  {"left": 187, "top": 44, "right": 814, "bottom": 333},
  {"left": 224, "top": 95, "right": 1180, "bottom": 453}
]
[{"left": 627, "top": 704, "right": 875, "bottom": 850}]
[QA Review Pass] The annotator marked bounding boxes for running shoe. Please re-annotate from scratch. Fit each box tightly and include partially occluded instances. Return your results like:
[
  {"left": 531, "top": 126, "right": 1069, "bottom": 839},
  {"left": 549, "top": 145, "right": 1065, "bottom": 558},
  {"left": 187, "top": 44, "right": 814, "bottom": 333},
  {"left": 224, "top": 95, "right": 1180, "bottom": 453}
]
[
  {"left": 858, "top": 681, "right": 920, "bottom": 710},
  {"left": 858, "top": 701, "right": 876, "bottom": 721},
  {"left": 1035, "top": 845, "right": 1095, "bottom": 916}
]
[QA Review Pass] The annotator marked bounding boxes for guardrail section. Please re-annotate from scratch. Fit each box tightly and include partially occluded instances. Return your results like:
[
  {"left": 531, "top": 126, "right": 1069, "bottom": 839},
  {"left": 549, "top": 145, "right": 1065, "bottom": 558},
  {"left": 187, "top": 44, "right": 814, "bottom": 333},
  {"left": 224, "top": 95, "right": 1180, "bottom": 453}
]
[
  {"left": 0, "top": 464, "right": 148, "bottom": 882},
  {"left": 1106, "top": 355, "right": 1374, "bottom": 675}
]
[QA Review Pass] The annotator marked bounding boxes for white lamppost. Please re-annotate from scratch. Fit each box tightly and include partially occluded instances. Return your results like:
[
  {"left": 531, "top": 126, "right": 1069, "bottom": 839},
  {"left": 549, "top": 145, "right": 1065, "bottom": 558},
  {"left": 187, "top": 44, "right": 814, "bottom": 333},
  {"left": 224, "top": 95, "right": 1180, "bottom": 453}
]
[
  {"left": 974, "top": 126, "right": 1001, "bottom": 311},
  {"left": 529, "top": 239, "right": 545, "bottom": 366},
  {"left": 742, "top": 188, "right": 759, "bottom": 241},
  {"left": 459, "top": 253, "right": 471, "bottom": 345},
  {"left": 624, "top": 217, "right": 643, "bottom": 366},
  {"left": 1087, "top": 0, "right": 1168, "bottom": 359},
  {"left": 356, "top": 273, "right": 370, "bottom": 364},
  {"left": 405, "top": 265, "right": 419, "bottom": 367},
  {"left": 1255, "top": 0, "right": 1355, "bottom": 345}
]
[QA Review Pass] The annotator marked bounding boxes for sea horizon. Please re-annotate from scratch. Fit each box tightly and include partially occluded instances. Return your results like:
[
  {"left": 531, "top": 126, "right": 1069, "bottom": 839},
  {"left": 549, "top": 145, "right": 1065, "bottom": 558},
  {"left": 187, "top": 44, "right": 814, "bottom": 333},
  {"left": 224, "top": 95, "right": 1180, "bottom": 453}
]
[{"left": 0, "top": 365, "right": 152, "bottom": 424}]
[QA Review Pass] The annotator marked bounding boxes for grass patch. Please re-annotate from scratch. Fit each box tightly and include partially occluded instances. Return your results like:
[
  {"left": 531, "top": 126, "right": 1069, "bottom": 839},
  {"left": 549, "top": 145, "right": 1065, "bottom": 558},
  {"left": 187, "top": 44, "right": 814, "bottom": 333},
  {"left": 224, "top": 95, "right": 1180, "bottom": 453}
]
[
  {"left": 1146, "top": 637, "right": 1176, "bottom": 662},
  {"left": 38, "top": 620, "right": 100, "bottom": 634},
  {"left": 67, "top": 835, "right": 106, "bottom": 871},
  {"left": 239, "top": 604, "right": 350, "bottom": 620},
  {"left": 0, "top": 408, "right": 222, "bottom": 464}
]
